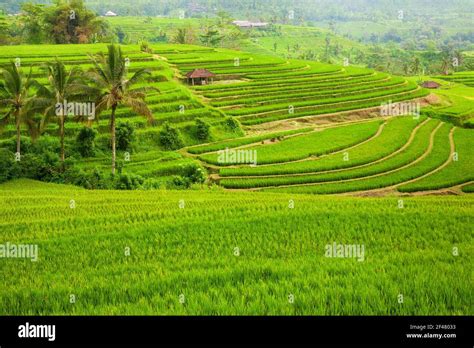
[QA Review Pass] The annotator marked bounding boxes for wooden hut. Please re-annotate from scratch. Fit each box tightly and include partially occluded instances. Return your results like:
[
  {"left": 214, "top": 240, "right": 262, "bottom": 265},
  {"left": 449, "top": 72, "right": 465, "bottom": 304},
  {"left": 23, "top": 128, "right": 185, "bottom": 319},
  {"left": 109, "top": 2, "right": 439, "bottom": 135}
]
[
  {"left": 185, "top": 69, "right": 215, "bottom": 86},
  {"left": 421, "top": 81, "right": 441, "bottom": 89}
]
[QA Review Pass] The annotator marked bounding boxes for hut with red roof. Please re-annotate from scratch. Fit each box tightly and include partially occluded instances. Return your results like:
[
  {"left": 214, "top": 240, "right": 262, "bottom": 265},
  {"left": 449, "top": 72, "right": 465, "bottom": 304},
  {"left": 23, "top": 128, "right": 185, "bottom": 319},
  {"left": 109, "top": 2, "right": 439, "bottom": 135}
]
[{"left": 185, "top": 69, "right": 215, "bottom": 86}]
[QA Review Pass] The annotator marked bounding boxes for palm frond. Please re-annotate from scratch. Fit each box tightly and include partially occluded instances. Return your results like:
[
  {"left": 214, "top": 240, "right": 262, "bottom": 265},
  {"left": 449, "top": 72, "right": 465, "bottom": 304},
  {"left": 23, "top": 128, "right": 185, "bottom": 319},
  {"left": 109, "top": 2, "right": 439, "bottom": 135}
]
[
  {"left": 123, "top": 96, "right": 154, "bottom": 123},
  {"left": 125, "top": 68, "right": 151, "bottom": 87}
]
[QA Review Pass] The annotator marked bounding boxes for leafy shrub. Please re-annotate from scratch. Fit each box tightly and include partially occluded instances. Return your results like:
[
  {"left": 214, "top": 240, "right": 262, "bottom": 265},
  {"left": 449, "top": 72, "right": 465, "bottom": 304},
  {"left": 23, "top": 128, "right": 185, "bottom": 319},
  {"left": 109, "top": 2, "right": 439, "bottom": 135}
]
[
  {"left": 63, "top": 166, "right": 91, "bottom": 188},
  {"left": 168, "top": 164, "right": 206, "bottom": 189},
  {"left": 0, "top": 149, "right": 15, "bottom": 183},
  {"left": 3, "top": 136, "right": 33, "bottom": 154},
  {"left": 76, "top": 127, "right": 97, "bottom": 158},
  {"left": 169, "top": 175, "right": 191, "bottom": 189},
  {"left": 143, "top": 178, "right": 162, "bottom": 190},
  {"left": 115, "top": 173, "right": 145, "bottom": 190},
  {"left": 30, "top": 136, "right": 59, "bottom": 155},
  {"left": 19, "top": 151, "right": 60, "bottom": 181},
  {"left": 139, "top": 40, "right": 152, "bottom": 53},
  {"left": 159, "top": 122, "right": 184, "bottom": 150},
  {"left": 116, "top": 122, "right": 135, "bottom": 151},
  {"left": 182, "top": 164, "right": 206, "bottom": 184},
  {"left": 195, "top": 118, "right": 211, "bottom": 140},
  {"left": 225, "top": 117, "right": 240, "bottom": 132}
]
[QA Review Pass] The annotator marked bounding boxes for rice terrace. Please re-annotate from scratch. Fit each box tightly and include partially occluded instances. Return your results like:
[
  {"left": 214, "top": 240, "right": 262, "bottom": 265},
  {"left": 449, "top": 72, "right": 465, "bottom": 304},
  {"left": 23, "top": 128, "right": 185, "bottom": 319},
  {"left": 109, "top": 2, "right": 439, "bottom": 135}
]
[{"left": 0, "top": 0, "right": 473, "bottom": 321}]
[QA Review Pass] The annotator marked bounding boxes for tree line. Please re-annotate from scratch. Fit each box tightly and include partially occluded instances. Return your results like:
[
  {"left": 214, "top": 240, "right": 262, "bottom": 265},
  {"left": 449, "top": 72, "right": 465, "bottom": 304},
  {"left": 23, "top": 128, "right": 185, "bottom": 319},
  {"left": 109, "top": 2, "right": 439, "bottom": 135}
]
[
  {"left": 0, "top": 44, "right": 153, "bottom": 175},
  {"left": 1, "top": 0, "right": 112, "bottom": 44}
]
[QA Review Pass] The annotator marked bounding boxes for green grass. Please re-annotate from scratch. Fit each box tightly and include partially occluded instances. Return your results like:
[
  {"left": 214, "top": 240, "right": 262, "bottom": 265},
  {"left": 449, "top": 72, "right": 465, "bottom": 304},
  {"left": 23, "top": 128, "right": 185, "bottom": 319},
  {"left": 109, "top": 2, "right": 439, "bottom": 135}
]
[
  {"left": 209, "top": 77, "right": 407, "bottom": 108},
  {"left": 0, "top": 179, "right": 471, "bottom": 315},
  {"left": 240, "top": 25, "right": 367, "bottom": 63}
]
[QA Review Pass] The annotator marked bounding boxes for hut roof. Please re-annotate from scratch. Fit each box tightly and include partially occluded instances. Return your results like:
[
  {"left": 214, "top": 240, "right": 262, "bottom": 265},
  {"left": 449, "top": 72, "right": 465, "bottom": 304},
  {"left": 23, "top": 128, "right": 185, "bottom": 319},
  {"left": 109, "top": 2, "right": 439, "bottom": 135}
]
[
  {"left": 421, "top": 81, "right": 441, "bottom": 89},
  {"left": 185, "top": 69, "right": 215, "bottom": 78}
]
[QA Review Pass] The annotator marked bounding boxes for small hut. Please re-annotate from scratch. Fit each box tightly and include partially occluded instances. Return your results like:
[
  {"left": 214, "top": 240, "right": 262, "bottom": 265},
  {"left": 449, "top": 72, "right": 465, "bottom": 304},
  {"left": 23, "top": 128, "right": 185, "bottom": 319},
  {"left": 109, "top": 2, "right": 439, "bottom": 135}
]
[
  {"left": 185, "top": 69, "right": 215, "bottom": 86},
  {"left": 421, "top": 81, "right": 441, "bottom": 89}
]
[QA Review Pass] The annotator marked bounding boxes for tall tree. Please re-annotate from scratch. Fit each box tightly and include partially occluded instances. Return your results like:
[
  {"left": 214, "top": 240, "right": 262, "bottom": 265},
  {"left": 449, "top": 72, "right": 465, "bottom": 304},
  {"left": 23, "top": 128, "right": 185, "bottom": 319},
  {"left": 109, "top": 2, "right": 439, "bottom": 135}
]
[
  {"left": 0, "top": 62, "right": 39, "bottom": 158},
  {"left": 34, "top": 60, "right": 94, "bottom": 163},
  {"left": 173, "top": 28, "right": 188, "bottom": 44},
  {"left": 325, "top": 34, "right": 331, "bottom": 62},
  {"left": 440, "top": 52, "right": 451, "bottom": 75},
  {"left": 199, "top": 26, "right": 222, "bottom": 47},
  {"left": 20, "top": 3, "right": 46, "bottom": 44},
  {"left": 87, "top": 44, "right": 154, "bottom": 174},
  {"left": 411, "top": 57, "right": 421, "bottom": 75},
  {"left": 21, "top": 0, "right": 109, "bottom": 44}
]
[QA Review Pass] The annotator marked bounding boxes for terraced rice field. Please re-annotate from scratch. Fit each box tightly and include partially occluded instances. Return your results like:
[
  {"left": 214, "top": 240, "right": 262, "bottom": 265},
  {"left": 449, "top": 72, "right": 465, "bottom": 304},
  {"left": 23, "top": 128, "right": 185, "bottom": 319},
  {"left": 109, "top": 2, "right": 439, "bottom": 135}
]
[
  {"left": 157, "top": 47, "right": 428, "bottom": 126},
  {"left": 0, "top": 179, "right": 472, "bottom": 315},
  {"left": 420, "top": 83, "right": 474, "bottom": 127},
  {"left": 1, "top": 42, "right": 472, "bottom": 194},
  {"left": 436, "top": 71, "right": 474, "bottom": 87},
  {"left": 193, "top": 114, "right": 472, "bottom": 194},
  {"left": 149, "top": 45, "right": 472, "bottom": 195}
]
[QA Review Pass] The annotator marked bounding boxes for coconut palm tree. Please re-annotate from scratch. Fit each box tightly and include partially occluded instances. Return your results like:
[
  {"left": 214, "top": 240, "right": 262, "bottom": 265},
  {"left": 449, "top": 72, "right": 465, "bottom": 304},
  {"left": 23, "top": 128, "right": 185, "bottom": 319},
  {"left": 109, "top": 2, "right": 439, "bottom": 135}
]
[
  {"left": 87, "top": 44, "right": 154, "bottom": 175},
  {"left": 411, "top": 57, "right": 421, "bottom": 75},
  {"left": 34, "top": 59, "right": 95, "bottom": 163},
  {"left": 440, "top": 52, "right": 452, "bottom": 75},
  {"left": 0, "top": 62, "right": 39, "bottom": 158}
]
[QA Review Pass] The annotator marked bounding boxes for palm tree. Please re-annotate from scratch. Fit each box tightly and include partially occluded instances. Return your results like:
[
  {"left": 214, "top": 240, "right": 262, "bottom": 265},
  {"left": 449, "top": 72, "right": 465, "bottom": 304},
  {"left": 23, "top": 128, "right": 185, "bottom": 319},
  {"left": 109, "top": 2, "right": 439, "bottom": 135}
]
[
  {"left": 325, "top": 35, "right": 331, "bottom": 62},
  {"left": 34, "top": 59, "right": 94, "bottom": 163},
  {"left": 0, "top": 62, "right": 39, "bottom": 158},
  {"left": 440, "top": 53, "right": 452, "bottom": 75},
  {"left": 87, "top": 44, "right": 154, "bottom": 175},
  {"left": 411, "top": 57, "right": 421, "bottom": 76},
  {"left": 402, "top": 63, "right": 410, "bottom": 75}
]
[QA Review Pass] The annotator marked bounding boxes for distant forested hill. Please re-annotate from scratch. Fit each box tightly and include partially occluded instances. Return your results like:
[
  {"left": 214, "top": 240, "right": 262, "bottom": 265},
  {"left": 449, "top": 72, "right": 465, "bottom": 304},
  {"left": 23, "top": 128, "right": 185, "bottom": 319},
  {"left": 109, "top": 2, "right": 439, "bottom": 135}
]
[{"left": 1, "top": 0, "right": 472, "bottom": 20}]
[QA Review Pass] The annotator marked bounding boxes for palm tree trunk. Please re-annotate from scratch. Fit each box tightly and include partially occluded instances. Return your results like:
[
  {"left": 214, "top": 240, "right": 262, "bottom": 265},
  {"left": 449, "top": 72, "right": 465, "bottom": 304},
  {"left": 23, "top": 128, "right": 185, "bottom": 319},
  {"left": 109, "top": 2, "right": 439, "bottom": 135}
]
[
  {"left": 16, "top": 121, "right": 21, "bottom": 156},
  {"left": 16, "top": 111, "right": 21, "bottom": 156},
  {"left": 111, "top": 105, "right": 117, "bottom": 175},
  {"left": 60, "top": 113, "right": 65, "bottom": 163}
]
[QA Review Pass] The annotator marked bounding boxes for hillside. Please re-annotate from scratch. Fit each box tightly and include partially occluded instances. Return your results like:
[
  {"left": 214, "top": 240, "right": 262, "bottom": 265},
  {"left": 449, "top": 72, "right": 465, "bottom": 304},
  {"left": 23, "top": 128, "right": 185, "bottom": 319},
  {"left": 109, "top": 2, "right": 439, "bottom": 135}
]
[{"left": 1, "top": 42, "right": 472, "bottom": 194}]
